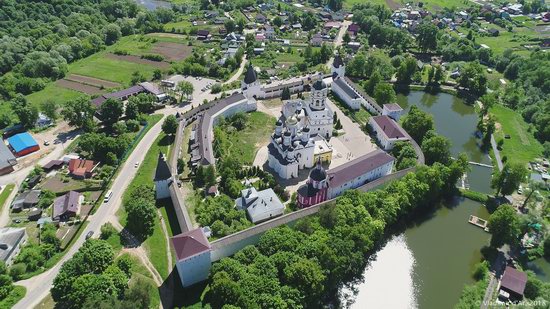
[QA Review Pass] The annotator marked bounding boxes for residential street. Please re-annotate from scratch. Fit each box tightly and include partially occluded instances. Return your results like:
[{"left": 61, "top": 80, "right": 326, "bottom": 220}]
[{"left": 12, "top": 107, "right": 181, "bottom": 309}]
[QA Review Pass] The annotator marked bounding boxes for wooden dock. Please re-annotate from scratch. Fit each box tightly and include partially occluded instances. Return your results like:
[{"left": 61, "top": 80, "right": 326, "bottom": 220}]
[{"left": 469, "top": 215, "right": 490, "bottom": 232}]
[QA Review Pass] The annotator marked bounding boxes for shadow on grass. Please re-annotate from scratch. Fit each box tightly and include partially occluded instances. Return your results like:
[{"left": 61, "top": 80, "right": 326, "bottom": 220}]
[
  {"left": 160, "top": 266, "right": 207, "bottom": 309},
  {"left": 159, "top": 134, "right": 175, "bottom": 147},
  {"left": 157, "top": 198, "right": 182, "bottom": 236}
]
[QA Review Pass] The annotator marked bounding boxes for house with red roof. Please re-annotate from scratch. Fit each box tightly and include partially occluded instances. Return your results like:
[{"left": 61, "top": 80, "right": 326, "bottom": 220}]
[
  {"left": 369, "top": 115, "right": 409, "bottom": 150},
  {"left": 499, "top": 266, "right": 527, "bottom": 302},
  {"left": 68, "top": 159, "right": 98, "bottom": 179},
  {"left": 171, "top": 228, "right": 212, "bottom": 287}
]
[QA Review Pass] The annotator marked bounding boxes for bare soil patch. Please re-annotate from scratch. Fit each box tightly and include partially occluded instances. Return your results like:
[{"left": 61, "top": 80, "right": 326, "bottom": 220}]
[
  {"left": 386, "top": 0, "right": 401, "bottom": 10},
  {"left": 65, "top": 74, "right": 120, "bottom": 89},
  {"left": 105, "top": 53, "right": 171, "bottom": 69},
  {"left": 56, "top": 79, "right": 104, "bottom": 95},
  {"left": 151, "top": 42, "right": 192, "bottom": 61}
]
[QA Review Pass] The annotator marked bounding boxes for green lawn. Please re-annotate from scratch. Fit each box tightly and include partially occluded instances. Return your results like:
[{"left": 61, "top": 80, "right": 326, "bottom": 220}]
[
  {"left": 68, "top": 52, "right": 158, "bottom": 85},
  {"left": 0, "top": 286, "right": 26, "bottom": 309},
  {"left": 473, "top": 22, "right": 540, "bottom": 56},
  {"left": 26, "top": 83, "right": 82, "bottom": 108},
  {"left": 491, "top": 104, "right": 544, "bottom": 166},
  {"left": 118, "top": 132, "right": 173, "bottom": 280},
  {"left": 0, "top": 184, "right": 15, "bottom": 213},
  {"left": 117, "top": 252, "right": 161, "bottom": 309},
  {"left": 163, "top": 20, "right": 193, "bottom": 33},
  {"left": 330, "top": 93, "right": 371, "bottom": 126},
  {"left": 215, "top": 111, "right": 276, "bottom": 164}
]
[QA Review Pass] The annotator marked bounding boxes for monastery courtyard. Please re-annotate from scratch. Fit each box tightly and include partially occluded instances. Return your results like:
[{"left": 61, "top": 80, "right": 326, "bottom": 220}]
[{"left": 254, "top": 97, "right": 377, "bottom": 194}]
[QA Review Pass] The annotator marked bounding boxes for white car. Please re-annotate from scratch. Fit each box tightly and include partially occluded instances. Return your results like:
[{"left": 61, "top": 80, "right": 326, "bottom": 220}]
[{"left": 134, "top": 162, "right": 139, "bottom": 168}]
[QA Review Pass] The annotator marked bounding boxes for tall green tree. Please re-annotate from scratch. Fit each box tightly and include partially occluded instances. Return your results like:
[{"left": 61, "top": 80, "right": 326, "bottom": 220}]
[
  {"left": 416, "top": 22, "right": 439, "bottom": 51},
  {"left": 458, "top": 62, "right": 487, "bottom": 97},
  {"left": 421, "top": 134, "right": 452, "bottom": 165},
  {"left": 62, "top": 96, "right": 96, "bottom": 130},
  {"left": 98, "top": 98, "right": 123, "bottom": 128},
  {"left": 162, "top": 115, "right": 178, "bottom": 135},
  {"left": 41, "top": 99, "right": 59, "bottom": 121},
  {"left": 488, "top": 204, "right": 520, "bottom": 247},
  {"left": 364, "top": 69, "right": 381, "bottom": 96},
  {"left": 401, "top": 105, "right": 435, "bottom": 143},
  {"left": 491, "top": 163, "right": 528, "bottom": 196},
  {"left": 373, "top": 83, "right": 396, "bottom": 105}
]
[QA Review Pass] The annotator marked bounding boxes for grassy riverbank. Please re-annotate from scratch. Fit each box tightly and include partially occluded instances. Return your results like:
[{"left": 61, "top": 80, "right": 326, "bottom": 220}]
[{"left": 490, "top": 105, "right": 544, "bottom": 166}]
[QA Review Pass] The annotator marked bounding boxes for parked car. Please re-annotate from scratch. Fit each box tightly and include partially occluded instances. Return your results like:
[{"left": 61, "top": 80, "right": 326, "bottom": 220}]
[
  {"left": 85, "top": 231, "right": 94, "bottom": 239},
  {"left": 43, "top": 140, "right": 50, "bottom": 146},
  {"left": 134, "top": 161, "right": 139, "bottom": 168}
]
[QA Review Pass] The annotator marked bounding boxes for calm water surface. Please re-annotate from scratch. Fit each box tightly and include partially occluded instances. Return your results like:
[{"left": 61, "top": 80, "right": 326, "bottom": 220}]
[
  {"left": 347, "top": 198, "right": 491, "bottom": 309},
  {"left": 346, "top": 92, "right": 495, "bottom": 308}
]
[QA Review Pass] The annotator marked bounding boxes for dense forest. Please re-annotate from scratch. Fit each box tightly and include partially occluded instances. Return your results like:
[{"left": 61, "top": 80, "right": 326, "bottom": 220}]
[
  {"left": 201, "top": 158, "right": 469, "bottom": 308},
  {"left": 0, "top": 0, "right": 171, "bottom": 100}
]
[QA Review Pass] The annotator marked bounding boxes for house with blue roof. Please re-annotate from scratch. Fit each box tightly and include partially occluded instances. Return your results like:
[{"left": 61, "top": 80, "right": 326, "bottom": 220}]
[{"left": 7, "top": 132, "right": 39, "bottom": 157}]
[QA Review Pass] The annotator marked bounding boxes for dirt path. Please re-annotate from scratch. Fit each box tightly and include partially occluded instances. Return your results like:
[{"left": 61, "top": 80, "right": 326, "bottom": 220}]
[
  {"left": 224, "top": 54, "right": 248, "bottom": 85},
  {"left": 110, "top": 220, "right": 163, "bottom": 285},
  {"left": 0, "top": 185, "right": 18, "bottom": 228}
]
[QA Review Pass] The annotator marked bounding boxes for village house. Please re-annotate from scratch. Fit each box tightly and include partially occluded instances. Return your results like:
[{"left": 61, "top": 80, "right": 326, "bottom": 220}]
[
  {"left": 68, "top": 158, "right": 98, "bottom": 179},
  {"left": 52, "top": 191, "right": 82, "bottom": 221},
  {"left": 0, "top": 142, "right": 16, "bottom": 176},
  {"left": 0, "top": 227, "right": 27, "bottom": 266},
  {"left": 499, "top": 266, "right": 527, "bottom": 302},
  {"left": 196, "top": 29, "right": 210, "bottom": 40},
  {"left": 310, "top": 33, "right": 324, "bottom": 46}
]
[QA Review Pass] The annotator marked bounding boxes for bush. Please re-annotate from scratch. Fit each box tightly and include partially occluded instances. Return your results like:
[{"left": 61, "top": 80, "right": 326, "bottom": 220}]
[
  {"left": 140, "top": 54, "right": 164, "bottom": 62},
  {"left": 210, "top": 83, "right": 222, "bottom": 94},
  {"left": 472, "top": 260, "right": 489, "bottom": 280},
  {"left": 113, "top": 50, "right": 129, "bottom": 56},
  {"left": 100, "top": 223, "right": 117, "bottom": 240},
  {"left": 9, "top": 263, "right": 27, "bottom": 280}
]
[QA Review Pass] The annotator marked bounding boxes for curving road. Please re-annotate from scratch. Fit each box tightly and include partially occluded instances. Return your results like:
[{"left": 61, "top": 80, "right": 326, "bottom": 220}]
[{"left": 13, "top": 113, "right": 169, "bottom": 309}]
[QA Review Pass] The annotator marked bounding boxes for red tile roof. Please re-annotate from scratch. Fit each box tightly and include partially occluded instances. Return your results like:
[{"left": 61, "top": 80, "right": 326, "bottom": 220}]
[
  {"left": 171, "top": 228, "right": 211, "bottom": 261},
  {"left": 501, "top": 266, "right": 527, "bottom": 296},
  {"left": 371, "top": 115, "right": 407, "bottom": 139},
  {"left": 68, "top": 159, "right": 95, "bottom": 177}
]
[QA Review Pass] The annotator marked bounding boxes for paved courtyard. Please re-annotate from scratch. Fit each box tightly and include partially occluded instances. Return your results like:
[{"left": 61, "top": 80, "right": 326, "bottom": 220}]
[{"left": 253, "top": 97, "right": 378, "bottom": 194}]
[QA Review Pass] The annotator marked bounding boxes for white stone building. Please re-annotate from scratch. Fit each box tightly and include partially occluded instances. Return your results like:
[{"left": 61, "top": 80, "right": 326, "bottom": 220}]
[
  {"left": 235, "top": 185, "right": 285, "bottom": 223},
  {"left": 268, "top": 76, "right": 334, "bottom": 179},
  {"left": 369, "top": 115, "right": 409, "bottom": 151},
  {"left": 154, "top": 152, "right": 172, "bottom": 199},
  {"left": 326, "top": 149, "right": 395, "bottom": 198},
  {"left": 171, "top": 228, "right": 212, "bottom": 287},
  {"left": 382, "top": 103, "right": 404, "bottom": 121}
]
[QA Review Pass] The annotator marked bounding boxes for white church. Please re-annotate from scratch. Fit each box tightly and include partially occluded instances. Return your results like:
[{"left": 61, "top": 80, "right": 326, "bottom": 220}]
[{"left": 266, "top": 75, "right": 335, "bottom": 179}]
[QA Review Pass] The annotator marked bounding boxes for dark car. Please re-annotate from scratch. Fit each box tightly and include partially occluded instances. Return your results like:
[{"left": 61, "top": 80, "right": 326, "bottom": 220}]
[{"left": 85, "top": 231, "right": 94, "bottom": 240}]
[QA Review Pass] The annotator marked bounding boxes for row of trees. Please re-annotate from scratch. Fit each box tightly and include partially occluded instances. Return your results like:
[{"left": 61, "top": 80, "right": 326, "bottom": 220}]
[
  {"left": 52, "top": 238, "right": 152, "bottom": 309},
  {"left": 0, "top": 0, "right": 175, "bottom": 100},
  {"left": 205, "top": 159, "right": 469, "bottom": 308}
]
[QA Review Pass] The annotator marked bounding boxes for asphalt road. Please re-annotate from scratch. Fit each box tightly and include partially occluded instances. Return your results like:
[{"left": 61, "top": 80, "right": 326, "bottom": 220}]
[
  {"left": 12, "top": 74, "right": 242, "bottom": 307},
  {"left": 13, "top": 114, "right": 168, "bottom": 309}
]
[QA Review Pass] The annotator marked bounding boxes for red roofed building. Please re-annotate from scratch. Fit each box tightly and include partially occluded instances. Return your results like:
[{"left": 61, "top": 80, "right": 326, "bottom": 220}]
[
  {"left": 68, "top": 159, "right": 97, "bottom": 179},
  {"left": 500, "top": 266, "right": 527, "bottom": 301},
  {"left": 171, "top": 228, "right": 212, "bottom": 287},
  {"left": 297, "top": 150, "right": 395, "bottom": 208},
  {"left": 369, "top": 115, "right": 409, "bottom": 150}
]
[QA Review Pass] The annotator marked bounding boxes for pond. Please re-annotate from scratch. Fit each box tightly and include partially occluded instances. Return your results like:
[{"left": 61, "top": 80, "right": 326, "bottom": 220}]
[
  {"left": 344, "top": 198, "right": 491, "bottom": 309},
  {"left": 396, "top": 91, "right": 493, "bottom": 194},
  {"left": 343, "top": 91, "right": 495, "bottom": 308},
  {"left": 134, "top": 0, "right": 171, "bottom": 10}
]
